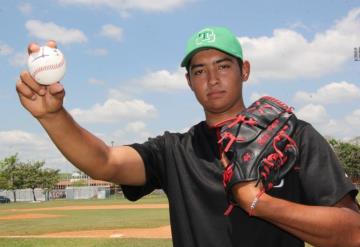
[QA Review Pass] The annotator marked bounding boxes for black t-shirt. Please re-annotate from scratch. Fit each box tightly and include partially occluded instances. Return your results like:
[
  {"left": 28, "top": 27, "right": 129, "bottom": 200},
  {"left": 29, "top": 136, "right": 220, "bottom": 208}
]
[{"left": 121, "top": 120, "right": 357, "bottom": 247}]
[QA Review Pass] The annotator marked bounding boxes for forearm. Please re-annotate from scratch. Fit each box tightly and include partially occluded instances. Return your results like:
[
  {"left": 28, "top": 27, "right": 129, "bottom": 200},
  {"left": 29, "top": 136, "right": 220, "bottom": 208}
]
[
  {"left": 38, "top": 107, "right": 111, "bottom": 180},
  {"left": 255, "top": 194, "right": 360, "bottom": 247},
  {"left": 234, "top": 186, "right": 360, "bottom": 247}
]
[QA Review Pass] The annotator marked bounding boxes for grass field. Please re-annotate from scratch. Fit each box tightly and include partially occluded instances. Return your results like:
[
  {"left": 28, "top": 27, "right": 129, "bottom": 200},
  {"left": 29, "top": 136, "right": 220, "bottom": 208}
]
[
  {"left": 0, "top": 194, "right": 172, "bottom": 247},
  {"left": 0, "top": 239, "right": 172, "bottom": 247},
  {"left": 1, "top": 193, "right": 356, "bottom": 246}
]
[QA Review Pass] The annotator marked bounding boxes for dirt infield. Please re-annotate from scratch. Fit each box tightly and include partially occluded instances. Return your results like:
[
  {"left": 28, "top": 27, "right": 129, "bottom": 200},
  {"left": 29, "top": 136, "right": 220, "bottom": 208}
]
[
  {"left": 44, "top": 225, "right": 171, "bottom": 238},
  {"left": 0, "top": 213, "right": 64, "bottom": 220}
]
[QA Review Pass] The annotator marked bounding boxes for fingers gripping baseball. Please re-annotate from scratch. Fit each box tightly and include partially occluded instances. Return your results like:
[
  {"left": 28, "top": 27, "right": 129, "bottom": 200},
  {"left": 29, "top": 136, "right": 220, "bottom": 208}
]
[
  {"left": 27, "top": 40, "right": 57, "bottom": 54},
  {"left": 27, "top": 42, "right": 66, "bottom": 85},
  {"left": 16, "top": 41, "right": 66, "bottom": 119}
]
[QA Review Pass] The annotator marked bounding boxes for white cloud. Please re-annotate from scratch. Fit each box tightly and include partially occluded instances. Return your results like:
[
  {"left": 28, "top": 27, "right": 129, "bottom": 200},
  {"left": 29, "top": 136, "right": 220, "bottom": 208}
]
[
  {"left": 319, "top": 118, "right": 360, "bottom": 141},
  {"left": 18, "top": 2, "right": 32, "bottom": 14},
  {"left": 296, "top": 104, "right": 329, "bottom": 125},
  {"left": 0, "top": 42, "right": 13, "bottom": 56},
  {"left": 114, "top": 131, "right": 149, "bottom": 146},
  {"left": 108, "top": 89, "right": 134, "bottom": 101},
  {"left": 249, "top": 92, "right": 268, "bottom": 103},
  {"left": 346, "top": 109, "right": 360, "bottom": 125},
  {"left": 97, "top": 121, "right": 153, "bottom": 146},
  {"left": 69, "top": 98, "right": 157, "bottom": 124},
  {"left": 294, "top": 81, "right": 360, "bottom": 105},
  {"left": 125, "top": 121, "right": 152, "bottom": 140},
  {"left": 294, "top": 104, "right": 360, "bottom": 140},
  {"left": 103, "top": 68, "right": 196, "bottom": 137},
  {"left": 0, "top": 130, "right": 44, "bottom": 146},
  {"left": 9, "top": 52, "right": 27, "bottom": 67},
  {"left": 0, "top": 130, "right": 75, "bottom": 172},
  {"left": 58, "top": 0, "right": 193, "bottom": 16},
  {"left": 121, "top": 0, "right": 193, "bottom": 12},
  {"left": 25, "top": 20, "right": 87, "bottom": 45},
  {"left": 134, "top": 68, "right": 188, "bottom": 92},
  {"left": 100, "top": 24, "right": 123, "bottom": 42},
  {"left": 239, "top": 8, "right": 360, "bottom": 82},
  {"left": 106, "top": 69, "right": 188, "bottom": 100},
  {"left": 287, "top": 21, "right": 310, "bottom": 31},
  {"left": 125, "top": 121, "right": 147, "bottom": 132}
]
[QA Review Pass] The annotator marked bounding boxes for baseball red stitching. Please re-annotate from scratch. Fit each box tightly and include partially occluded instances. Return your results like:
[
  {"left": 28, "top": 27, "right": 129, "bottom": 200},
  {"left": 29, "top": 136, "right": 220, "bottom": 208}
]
[{"left": 31, "top": 56, "right": 65, "bottom": 79}]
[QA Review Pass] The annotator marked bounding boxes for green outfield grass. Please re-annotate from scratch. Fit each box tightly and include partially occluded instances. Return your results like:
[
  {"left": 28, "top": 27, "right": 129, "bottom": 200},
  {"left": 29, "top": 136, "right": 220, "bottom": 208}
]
[
  {"left": 0, "top": 194, "right": 172, "bottom": 246},
  {"left": 0, "top": 238, "right": 172, "bottom": 247},
  {"left": 0, "top": 193, "right": 168, "bottom": 210},
  {"left": 0, "top": 193, "right": 357, "bottom": 247},
  {"left": 0, "top": 208, "right": 169, "bottom": 236},
  {"left": 0, "top": 194, "right": 169, "bottom": 236}
]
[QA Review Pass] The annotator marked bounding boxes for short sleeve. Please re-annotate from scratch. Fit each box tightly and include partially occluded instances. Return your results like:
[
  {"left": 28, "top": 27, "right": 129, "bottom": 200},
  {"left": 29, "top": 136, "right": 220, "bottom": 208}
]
[
  {"left": 296, "top": 122, "right": 358, "bottom": 206},
  {"left": 121, "top": 135, "right": 167, "bottom": 201}
]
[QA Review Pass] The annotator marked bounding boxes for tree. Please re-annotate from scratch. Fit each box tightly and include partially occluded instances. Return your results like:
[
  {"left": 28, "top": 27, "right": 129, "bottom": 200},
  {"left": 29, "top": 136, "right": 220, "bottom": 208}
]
[
  {"left": 17, "top": 161, "right": 44, "bottom": 201},
  {"left": 41, "top": 168, "right": 60, "bottom": 201},
  {"left": 0, "top": 154, "right": 21, "bottom": 202},
  {"left": 16, "top": 161, "right": 60, "bottom": 201},
  {"left": 0, "top": 155, "right": 61, "bottom": 202},
  {"left": 329, "top": 139, "right": 360, "bottom": 182},
  {"left": 0, "top": 173, "right": 8, "bottom": 189}
]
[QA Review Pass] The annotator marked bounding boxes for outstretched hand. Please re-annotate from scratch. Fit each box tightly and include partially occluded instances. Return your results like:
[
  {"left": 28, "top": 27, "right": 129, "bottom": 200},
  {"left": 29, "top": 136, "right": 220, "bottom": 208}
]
[{"left": 16, "top": 40, "right": 65, "bottom": 119}]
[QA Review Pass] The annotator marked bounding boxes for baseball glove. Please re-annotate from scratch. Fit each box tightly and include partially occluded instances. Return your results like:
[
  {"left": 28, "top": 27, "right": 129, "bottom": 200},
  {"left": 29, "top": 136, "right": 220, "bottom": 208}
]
[{"left": 215, "top": 96, "right": 298, "bottom": 215}]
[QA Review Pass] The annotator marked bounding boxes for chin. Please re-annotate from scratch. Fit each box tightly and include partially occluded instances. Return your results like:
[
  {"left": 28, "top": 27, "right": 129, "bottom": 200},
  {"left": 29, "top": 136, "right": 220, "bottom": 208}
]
[{"left": 205, "top": 106, "right": 229, "bottom": 114}]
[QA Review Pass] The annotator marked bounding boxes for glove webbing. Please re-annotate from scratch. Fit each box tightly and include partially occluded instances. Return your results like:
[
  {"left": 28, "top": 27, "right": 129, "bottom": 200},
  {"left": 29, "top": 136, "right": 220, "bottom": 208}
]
[{"left": 259, "top": 126, "right": 297, "bottom": 190}]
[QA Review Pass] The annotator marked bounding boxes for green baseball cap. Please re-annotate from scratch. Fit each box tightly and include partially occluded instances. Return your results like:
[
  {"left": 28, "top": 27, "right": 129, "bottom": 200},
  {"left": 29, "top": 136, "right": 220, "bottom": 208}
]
[{"left": 181, "top": 26, "right": 243, "bottom": 67}]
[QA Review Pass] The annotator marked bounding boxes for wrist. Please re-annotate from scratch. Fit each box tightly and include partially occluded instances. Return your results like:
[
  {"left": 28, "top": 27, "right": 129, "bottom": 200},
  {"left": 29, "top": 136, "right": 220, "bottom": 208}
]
[
  {"left": 232, "top": 182, "right": 259, "bottom": 210},
  {"left": 249, "top": 190, "right": 265, "bottom": 216},
  {"left": 37, "top": 106, "right": 66, "bottom": 124}
]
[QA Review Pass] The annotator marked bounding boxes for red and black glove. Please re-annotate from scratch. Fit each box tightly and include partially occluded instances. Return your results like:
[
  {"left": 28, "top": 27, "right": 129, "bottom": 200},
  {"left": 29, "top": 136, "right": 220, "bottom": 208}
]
[{"left": 215, "top": 96, "right": 298, "bottom": 215}]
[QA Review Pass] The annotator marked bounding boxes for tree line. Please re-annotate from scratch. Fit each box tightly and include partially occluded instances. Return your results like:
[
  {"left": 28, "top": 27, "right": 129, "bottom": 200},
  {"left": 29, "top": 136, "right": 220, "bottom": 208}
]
[
  {"left": 0, "top": 154, "right": 60, "bottom": 202},
  {"left": 0, "top": 139, "right": 359, "bottom": 202},
  {"left": 329, "top": 139, "right": 360, "bottom": 182}
]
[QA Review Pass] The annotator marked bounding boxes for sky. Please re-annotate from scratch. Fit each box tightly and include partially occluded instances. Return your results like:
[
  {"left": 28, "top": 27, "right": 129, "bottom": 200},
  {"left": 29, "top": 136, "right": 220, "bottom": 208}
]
[{"left": 0, "top": 0, "right": 359, "bottom": 172}]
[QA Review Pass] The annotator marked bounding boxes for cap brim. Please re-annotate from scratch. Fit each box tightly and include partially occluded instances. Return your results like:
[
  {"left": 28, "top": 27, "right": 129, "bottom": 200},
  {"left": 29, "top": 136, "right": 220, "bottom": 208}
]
[
  {"left": 180, "top": 46, "right": 221, "bottom": 67},
  {"left": 180, "top": 46, "right": 241, "bottom": 68}
]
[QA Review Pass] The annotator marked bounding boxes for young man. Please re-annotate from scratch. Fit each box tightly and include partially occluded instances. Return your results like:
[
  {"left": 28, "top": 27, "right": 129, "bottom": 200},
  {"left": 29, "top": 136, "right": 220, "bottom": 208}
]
[{"left": 16, "top": 27, "right": 360, "bottom": 247}]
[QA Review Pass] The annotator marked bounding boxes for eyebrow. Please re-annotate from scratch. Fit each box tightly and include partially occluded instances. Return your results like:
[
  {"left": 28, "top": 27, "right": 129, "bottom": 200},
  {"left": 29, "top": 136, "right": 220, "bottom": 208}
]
[
  {"left": 215, "top": 57, "right": 234, "bottom": 64},
  {"left": 189, "top": 57, "right": 234, "bottom": 72}
]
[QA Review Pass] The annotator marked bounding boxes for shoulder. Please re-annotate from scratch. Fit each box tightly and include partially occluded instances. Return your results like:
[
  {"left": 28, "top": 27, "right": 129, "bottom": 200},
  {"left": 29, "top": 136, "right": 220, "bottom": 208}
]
[
  {"left": 293, "top": 119, "right": 314, "bottom": 136},
  {"left": 290, "top": 118, "right": 337, "bottom": 165},
  {"left": 292, "top": 119, "right": 326, "bottom": 146}
]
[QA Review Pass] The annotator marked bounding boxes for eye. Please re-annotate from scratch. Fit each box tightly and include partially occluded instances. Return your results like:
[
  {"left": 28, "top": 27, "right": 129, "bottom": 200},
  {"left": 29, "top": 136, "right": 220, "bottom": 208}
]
[
  {"left": 193, "top": 69, "right": 204, "bottom": 76},
  {"left": 219, "top": 63, "right": 231, "bottom": 70}
]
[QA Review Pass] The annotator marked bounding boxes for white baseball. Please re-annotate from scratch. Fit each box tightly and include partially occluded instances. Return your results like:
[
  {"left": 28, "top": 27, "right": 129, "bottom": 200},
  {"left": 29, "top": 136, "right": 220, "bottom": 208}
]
[{"left": 27, "top": 46, "right": 66, "bottom": 85}]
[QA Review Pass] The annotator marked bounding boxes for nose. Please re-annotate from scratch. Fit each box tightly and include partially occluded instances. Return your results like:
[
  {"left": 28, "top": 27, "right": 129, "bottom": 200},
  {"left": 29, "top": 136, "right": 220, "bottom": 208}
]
[{"left": 207, "top": 67, "right": 219, "bottom": 86}]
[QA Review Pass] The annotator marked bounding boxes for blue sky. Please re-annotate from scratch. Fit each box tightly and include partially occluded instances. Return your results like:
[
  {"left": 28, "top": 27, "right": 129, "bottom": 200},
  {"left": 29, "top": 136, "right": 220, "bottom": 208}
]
[{"left": 1, "top": 0, "right": 359, "bottom": 172}]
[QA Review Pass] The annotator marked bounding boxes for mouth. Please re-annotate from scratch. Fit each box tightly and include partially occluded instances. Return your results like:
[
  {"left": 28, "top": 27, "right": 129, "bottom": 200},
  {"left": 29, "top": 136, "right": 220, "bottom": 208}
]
[{"left": 207, "top": 90, "right": 226, "bottom": 98}]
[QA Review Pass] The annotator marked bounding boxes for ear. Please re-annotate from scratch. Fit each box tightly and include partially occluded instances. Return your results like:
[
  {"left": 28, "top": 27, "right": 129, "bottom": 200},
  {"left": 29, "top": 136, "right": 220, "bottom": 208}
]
[
  {"left": 186, "top": 73, "right": 194, "bottom": 91},
  {"left": 241, "top": 60, "right": 250, "bottom": 82}
]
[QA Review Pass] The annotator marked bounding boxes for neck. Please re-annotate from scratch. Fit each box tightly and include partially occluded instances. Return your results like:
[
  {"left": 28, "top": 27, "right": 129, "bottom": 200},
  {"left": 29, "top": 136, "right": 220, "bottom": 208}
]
[{"left": 205, "top": 105, "right": 245, "bottom": 127}]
